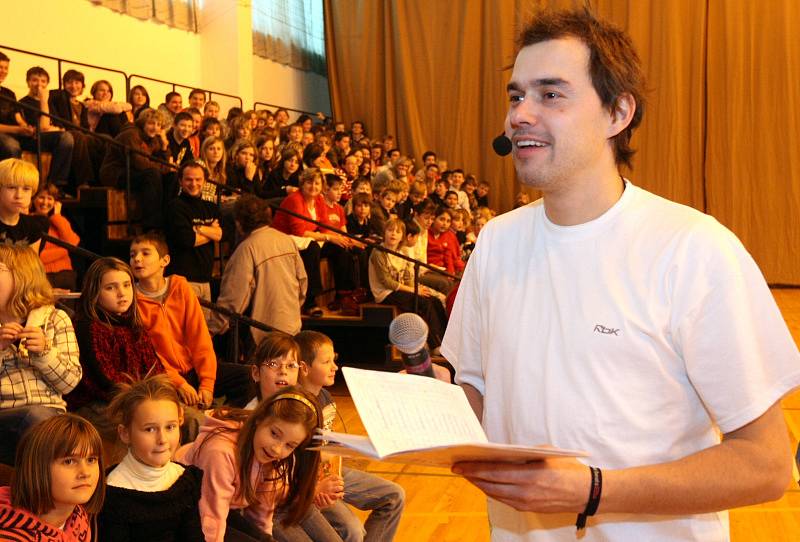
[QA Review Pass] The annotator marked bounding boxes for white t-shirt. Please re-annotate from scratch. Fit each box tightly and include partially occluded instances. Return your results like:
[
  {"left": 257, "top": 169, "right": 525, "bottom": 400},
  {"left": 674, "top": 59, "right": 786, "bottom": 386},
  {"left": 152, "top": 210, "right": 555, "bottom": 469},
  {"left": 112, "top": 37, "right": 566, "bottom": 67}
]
[{"left": 442, "top": 182, "right": 800, "bottom": 542}]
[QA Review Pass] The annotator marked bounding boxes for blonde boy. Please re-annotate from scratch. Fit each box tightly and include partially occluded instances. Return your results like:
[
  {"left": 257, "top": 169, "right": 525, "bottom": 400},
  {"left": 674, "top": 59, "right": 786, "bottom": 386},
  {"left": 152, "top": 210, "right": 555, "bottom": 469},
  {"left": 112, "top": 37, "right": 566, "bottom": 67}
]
[{"left": 0, "top": 158, "right": 45, "bottom": 252}]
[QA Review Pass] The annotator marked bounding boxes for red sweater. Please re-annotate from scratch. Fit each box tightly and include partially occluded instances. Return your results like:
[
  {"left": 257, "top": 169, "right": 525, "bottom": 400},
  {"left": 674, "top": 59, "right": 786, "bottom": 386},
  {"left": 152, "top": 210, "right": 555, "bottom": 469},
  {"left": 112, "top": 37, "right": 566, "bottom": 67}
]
[
  {"left": 272, "top": 191, "right": 327, "bottom": 237},
  {"left": 321, "top": 200, "right": 346, "bottom": 233},
  {"left": 0, "top": 486, "right": 91, "bottom": 542},
  {"left": 427, "top": 229, "right": 464, "bottom": 274}
]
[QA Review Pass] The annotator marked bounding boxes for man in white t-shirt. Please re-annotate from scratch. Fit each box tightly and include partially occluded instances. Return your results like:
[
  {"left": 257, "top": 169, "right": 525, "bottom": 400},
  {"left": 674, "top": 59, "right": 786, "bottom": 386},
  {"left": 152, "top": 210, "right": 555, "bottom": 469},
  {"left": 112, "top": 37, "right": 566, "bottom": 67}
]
[{"left": 442, "top": 9, "right": 800, "bottom": 542}]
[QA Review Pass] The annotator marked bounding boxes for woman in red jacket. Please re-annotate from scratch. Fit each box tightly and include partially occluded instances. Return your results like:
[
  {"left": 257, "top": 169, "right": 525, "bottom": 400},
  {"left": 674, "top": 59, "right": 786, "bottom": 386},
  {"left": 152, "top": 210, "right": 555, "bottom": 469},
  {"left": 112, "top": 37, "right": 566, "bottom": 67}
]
[{"left": 272, "top": 168, "right": 357, "bottom": 316}]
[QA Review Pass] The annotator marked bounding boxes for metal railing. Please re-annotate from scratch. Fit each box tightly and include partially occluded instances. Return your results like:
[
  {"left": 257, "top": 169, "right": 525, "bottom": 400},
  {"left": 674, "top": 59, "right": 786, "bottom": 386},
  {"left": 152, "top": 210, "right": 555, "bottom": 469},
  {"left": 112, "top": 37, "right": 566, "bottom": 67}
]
[
  {"left": 128, "top": 74, "right": 243, "bottom": 110},
  {"left": 253, "top": 101, "right": 330, "bottom": 122},
  {"left": 0, "top": 44, "right": 243, "bottom": 112},
  {"left": 0, "top": 45, "right": 128, "bottom": 97}
]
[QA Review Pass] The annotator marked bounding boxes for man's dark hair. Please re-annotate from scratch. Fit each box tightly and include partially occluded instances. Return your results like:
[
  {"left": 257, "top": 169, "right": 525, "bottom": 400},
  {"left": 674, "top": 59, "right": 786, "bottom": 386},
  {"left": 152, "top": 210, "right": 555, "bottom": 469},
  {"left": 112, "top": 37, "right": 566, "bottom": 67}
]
[
  {"left": 26, "top": 66, "right": 49, "bottom": 82},
  {"left": 178, "top": 159, "right": 208, "bottom": 181},
  {"left": 235, "top": 195, "right": 272, "bottom": 234},
  {"left": 452, "top": 168, "right": 464, "bottom": 175},
  {"left": 0, "top": 51, "right": 9, "bottom": 62},
  {"left": 517, "top": 9, "right": 645, "bottom": 168},
  {"left": 422, "top": 150, "right": 437, "bottom": 162},
  {"left": 62, "top": 70, "right": 84, "bottom": 86},
  {"left": 297, "top": 114, "right": 312, "bottom": 125},
  {"left": 333, "top": 131, "right": 350, "bottom": 144},
  {"left": 189, "top": 88, "right": 206, "bottom": 99},
  {"left": 174, "top": 111, "right": 193, "bottom": 125},
  {"left": 165, "top": 91, "right": 181, "bottom": 102}
]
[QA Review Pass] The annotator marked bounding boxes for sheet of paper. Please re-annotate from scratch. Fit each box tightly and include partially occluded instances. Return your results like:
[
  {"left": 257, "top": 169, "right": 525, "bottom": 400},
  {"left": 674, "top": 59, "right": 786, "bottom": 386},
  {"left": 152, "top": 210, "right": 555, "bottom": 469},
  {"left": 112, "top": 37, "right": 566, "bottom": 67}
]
[{"left": 342, "top": 367, "right": 488, "bottom": 457}]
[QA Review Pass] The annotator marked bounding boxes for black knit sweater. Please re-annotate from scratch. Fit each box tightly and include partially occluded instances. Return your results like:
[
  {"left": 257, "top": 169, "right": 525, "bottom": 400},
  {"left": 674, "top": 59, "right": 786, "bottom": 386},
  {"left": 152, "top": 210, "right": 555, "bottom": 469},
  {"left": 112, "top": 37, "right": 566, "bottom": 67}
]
[{"left": 97, "top": 464, "right": 204, "bottom": 542}]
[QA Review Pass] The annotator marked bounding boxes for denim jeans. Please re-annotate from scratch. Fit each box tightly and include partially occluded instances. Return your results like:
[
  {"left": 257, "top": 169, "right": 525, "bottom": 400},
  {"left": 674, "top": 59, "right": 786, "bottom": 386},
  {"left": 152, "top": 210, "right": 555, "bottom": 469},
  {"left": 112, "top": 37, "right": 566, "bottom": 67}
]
[
  {"left": 321, "top": 467, "right": 405, "bottom": 542},
  {"left": 272, "top": 505, "right": 342, "bottom": 542}
]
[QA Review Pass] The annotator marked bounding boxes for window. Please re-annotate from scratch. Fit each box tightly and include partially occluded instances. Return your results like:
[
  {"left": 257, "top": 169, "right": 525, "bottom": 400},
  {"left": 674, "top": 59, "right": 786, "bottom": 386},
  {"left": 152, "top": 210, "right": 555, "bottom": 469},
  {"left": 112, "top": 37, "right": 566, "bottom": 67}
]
[
  {"left": 89, "top": 0, "right": 197, "bottom": 32},
  {"left": 252, "top": 0, "right": 327, "bottom": 76}
]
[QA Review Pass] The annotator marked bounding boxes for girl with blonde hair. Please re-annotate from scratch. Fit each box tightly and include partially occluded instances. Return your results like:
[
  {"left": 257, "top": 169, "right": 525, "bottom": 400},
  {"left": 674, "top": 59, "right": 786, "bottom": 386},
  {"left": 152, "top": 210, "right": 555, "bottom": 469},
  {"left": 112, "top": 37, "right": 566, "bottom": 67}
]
[{"left": 0, "top": 244, "right": 81, "bottom": 465}]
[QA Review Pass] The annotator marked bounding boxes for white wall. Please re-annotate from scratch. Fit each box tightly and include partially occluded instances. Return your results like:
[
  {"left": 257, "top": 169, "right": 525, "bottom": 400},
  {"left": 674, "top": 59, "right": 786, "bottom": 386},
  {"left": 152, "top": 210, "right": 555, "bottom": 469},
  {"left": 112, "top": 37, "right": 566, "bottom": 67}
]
[
  {"left": 253, "top": 56, "right": 331, "bottom": 120},
  {"left": 0, "top": 0, "right": 329, "bottom": 115}
]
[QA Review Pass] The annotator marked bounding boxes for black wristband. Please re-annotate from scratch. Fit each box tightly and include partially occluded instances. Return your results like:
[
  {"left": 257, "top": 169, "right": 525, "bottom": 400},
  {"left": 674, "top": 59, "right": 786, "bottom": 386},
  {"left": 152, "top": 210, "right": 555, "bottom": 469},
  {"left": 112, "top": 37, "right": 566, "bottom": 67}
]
[{"left": 576, "top": 466, "right": 602, "bottom": 531}]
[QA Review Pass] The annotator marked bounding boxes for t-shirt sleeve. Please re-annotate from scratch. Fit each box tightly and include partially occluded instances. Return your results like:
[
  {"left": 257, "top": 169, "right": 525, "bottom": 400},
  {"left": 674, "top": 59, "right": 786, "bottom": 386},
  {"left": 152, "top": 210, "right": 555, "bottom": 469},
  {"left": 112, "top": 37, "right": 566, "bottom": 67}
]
[
  {"left": 671, "top": 221, "right": 800, "bottom": 434},
  {"left": 441, "top": 229, "right": 487, "bottom": 397}
]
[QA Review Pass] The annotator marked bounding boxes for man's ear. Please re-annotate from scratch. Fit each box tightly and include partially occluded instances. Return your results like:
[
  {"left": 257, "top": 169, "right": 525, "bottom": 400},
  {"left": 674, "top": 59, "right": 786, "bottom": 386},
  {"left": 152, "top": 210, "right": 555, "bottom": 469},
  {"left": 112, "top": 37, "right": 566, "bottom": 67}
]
[
  {"left": 607, "top": 93, "right": 636, "bottom": 138},
  {"left": 299, "top": 361, "right": 310, "bottom": 378},
  {"left": 160, "top": 254, "right": 171, "bottom": 268},
  {"left": 118, "top": 424, "right": 131, "bottom": 446},
  {"left": 250, "top": 364, "right": 260, "bottom": 383}
]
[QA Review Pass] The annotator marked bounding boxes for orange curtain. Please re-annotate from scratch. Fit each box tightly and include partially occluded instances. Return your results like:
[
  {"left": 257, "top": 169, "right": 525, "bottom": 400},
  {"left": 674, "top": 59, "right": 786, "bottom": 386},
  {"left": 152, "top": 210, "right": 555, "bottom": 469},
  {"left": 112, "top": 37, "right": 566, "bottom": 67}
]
[
  {"left": 705, "top": 0, "right": 800, "bottom": 284},
  {"left": 325, "top": 0, "right": 800, "bottom": 284}
]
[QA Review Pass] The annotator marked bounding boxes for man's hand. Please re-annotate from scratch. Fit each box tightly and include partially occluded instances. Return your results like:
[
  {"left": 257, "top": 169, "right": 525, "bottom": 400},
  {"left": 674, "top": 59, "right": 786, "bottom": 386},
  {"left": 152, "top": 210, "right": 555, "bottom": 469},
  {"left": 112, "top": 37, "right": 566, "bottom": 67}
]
[
  {"left": 198, "top": 389, "right": 214, "bottom": 409},
  {"left": 453, "top": 457, "right": 591, "bottom": 514},
  {"left": 177, "top": 382, "right": 200, "bottom": 406}
]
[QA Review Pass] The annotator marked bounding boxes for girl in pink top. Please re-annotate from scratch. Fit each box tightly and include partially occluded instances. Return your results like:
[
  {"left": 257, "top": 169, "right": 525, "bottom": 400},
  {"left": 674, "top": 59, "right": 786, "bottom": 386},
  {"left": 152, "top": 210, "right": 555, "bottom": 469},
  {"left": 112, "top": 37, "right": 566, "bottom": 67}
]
[{"left": 176, "top": 386, "right": 321, "bottom": 542}]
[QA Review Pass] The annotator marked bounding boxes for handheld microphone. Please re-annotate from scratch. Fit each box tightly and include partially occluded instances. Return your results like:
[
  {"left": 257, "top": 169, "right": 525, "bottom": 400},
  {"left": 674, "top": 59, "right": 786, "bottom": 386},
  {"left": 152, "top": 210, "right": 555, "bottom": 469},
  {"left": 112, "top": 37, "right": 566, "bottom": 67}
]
[
  {"left": 492, "top": 133, "right": 512, "bottom": 156},
  {"left": 388, "top": 313, "right": 435, "bottom": 377}
]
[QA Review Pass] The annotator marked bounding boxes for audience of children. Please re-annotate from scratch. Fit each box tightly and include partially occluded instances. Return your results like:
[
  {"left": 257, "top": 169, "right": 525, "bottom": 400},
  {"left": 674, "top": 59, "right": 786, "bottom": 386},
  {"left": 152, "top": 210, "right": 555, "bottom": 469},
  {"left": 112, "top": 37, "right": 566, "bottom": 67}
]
[
  {"left": 0, "top": 58, "right": 509, "bottom": 542},
  {"left": 0, "top": 414, "right": 104, "bottom": 541},
  {"left": 0, "top": 244, "right": 81, "bottom": 466},
  {"left": 99, "top": 374, "right": 204, "bottom": 541}
]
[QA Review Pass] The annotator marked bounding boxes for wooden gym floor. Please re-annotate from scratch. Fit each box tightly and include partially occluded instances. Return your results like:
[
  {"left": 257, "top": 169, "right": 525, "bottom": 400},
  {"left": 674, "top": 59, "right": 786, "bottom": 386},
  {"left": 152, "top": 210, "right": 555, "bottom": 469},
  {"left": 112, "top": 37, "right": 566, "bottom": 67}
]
[{"left": 332, "top": 288, "right": 800, "bottom": 541}]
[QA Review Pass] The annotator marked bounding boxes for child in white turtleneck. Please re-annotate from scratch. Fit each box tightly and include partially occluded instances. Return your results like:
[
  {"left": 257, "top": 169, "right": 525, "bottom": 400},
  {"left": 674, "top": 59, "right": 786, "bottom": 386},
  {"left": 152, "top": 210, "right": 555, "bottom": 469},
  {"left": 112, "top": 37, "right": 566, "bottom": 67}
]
[{"left": 98, "top": 374, "right": 203, "bottom": 542}]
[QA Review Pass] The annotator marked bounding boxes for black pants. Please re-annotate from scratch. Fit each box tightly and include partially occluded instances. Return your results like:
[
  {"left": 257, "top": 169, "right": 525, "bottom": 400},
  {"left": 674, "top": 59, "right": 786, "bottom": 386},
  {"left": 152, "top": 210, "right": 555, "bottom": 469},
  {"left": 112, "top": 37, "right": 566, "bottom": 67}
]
[
  {"left": 129, "top": 167, "right": 164, "bottom": 231},
  {"left": 185, "top": 361, "right": 253, "bottom": 408},
  {"left": 225, "top": 509, "right": 274, "bottom": 542},
  {"left": 382, "top": 290, "right": 448, "bottom": 349},
  {"left": 298, "top": 241, "right": 356, "bottom": 307},
  {"left": 19, "top": 131, "right": 74, "bottom": 185}
]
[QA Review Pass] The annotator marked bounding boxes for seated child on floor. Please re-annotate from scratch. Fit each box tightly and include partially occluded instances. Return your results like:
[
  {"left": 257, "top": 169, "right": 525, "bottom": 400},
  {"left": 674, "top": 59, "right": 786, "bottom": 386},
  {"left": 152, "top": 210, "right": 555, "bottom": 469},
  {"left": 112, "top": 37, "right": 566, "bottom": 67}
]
[
  {"left": 98, "top": 374, "right": 203, "bottom": 542},
  {"left": 0, "top": 414, "right": 104, "bottom": 540},
  {"left": 176, "top": 386, "right": 322, "bottom": 542},
  {"left": 0, "top": 244, "right": 81, "bottom": 466},
  {"left": 297, "top": 330, "right": 405, "bottom": 542}
]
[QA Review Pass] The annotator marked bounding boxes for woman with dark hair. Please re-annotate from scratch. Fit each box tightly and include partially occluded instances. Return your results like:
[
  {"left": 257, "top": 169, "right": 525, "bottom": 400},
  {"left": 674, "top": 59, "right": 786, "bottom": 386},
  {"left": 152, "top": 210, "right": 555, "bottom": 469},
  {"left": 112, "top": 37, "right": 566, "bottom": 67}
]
[
  {"left": 263, "top": 147, "right": 303, "bottom": 199},
  {"left": 85, "top": 79, "right": 131, "bottom": 137},
  {"left": 127, "top": 84, "right": 150, "bottom": 120},
  {"left": 226, "top": 139, "right": 263, "bottom": 196}
]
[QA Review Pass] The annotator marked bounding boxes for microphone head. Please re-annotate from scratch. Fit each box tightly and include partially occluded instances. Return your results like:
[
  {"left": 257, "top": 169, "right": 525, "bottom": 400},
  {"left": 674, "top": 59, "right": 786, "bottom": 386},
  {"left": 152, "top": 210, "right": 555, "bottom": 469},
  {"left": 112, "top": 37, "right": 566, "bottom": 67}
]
[
  {"left": 389, "top": 313, "right": 429, "bottom": 354},
  {"left": 492, "top": 133, "right": 512, "bottom": 156}
]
